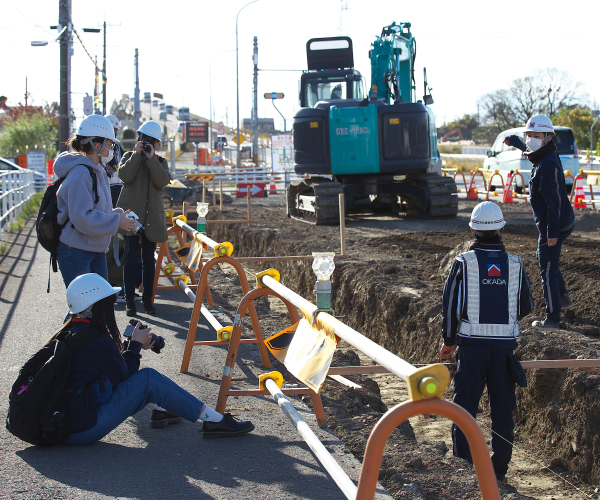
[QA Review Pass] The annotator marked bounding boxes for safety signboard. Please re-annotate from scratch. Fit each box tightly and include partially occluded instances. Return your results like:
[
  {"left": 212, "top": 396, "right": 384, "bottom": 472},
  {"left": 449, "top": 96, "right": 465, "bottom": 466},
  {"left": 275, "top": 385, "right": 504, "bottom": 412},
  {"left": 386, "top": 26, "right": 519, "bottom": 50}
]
[{"left": 236, "top": 183, "right": 266, "bottom": 198}]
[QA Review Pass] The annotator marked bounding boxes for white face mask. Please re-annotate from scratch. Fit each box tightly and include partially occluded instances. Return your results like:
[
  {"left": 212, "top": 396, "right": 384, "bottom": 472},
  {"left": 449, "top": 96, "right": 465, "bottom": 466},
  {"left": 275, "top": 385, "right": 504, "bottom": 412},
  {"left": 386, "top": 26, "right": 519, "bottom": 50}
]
[
  {"left": 526, "top": 136, "right": 543, "bottom": 152},
  {"left": 101, "top": 149, "right": 114, "bottom": 164}
]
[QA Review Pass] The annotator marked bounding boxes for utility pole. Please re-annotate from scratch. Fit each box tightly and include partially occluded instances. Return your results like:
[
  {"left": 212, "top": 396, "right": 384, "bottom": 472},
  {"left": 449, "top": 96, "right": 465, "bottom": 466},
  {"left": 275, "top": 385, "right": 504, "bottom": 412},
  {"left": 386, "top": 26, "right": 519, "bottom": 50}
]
[
  {"left": 252, "top": 36, "right": 259, "bottom": 166},
  {"left": 58, "top": 0, "right": 72, "bottom": 152},
  {"left": 102, "top": 21, "right": 107, "bottom": 115},
  {"left": 25, "top": 77, "right": 28, "bottom": 108},
  {"left": 134, "top": 48, "right": 140, "bottom": 131},
  {"left": 94, "top": 55, "right": 99, "bottom": 113}
]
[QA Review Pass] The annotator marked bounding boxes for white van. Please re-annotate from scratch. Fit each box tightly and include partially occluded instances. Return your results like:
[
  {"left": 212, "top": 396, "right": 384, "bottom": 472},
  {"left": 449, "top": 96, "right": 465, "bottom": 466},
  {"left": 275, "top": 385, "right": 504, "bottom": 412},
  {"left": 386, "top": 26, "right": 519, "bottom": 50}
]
[{"left": 484, "top": 126, "right": 578, "bottom": 192}]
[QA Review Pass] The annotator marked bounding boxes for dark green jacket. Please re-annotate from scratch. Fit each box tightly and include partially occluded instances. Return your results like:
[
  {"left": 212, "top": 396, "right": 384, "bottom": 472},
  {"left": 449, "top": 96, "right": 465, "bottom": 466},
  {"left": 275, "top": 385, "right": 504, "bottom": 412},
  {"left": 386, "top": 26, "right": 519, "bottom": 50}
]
[{"left": 117, "top": 151, "right": 171, "bottom": 242}]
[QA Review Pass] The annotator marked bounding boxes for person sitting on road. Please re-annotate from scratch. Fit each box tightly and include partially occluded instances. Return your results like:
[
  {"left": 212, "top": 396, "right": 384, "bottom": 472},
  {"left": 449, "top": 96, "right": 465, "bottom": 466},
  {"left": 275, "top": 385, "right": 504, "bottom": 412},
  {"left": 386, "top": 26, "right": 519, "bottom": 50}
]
[
  {"left": 503, "top": 114, "right": 575, "bottom": 330},
  {"left": 117, "top": 121, "right": 171, "bottom": 317},
  {"left": 440, "top": 201, "right": 534, "bottom": 482},
  {"left": 55, "top": 115, "right": 135, "bottom": 291},
  {"left": 60, "top": 273, "right": 254, "bottom": 445}
]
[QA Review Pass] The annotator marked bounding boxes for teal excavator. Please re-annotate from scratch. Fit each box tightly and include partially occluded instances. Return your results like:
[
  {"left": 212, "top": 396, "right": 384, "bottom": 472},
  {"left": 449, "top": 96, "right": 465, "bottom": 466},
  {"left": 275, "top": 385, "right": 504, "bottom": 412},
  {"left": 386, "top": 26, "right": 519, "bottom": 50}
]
[{"left": 287, "top": 22, "right": 458, "bottom": 224}]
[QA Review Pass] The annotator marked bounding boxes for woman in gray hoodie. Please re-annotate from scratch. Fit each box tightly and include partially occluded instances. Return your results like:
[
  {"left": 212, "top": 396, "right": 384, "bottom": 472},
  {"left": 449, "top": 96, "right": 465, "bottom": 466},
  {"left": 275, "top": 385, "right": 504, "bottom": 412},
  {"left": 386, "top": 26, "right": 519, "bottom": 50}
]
[{"left": 54, "top": 115, "right": 135, "bottom": 289}]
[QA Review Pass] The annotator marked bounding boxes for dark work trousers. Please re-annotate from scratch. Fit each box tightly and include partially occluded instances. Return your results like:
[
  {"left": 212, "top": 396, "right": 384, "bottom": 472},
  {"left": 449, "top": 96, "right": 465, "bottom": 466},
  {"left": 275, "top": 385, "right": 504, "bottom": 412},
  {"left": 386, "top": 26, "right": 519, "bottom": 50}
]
[
  {"left": 452, "top": 344, "right": 516, "bottom": 479},
  {"left": 124, "top": 233, "right": 156, "bottom": 300},
  {"left": 110, "top": 184, "right": 123, "bottom": 209},
  {"left": 537, "top": 227, "right": 572, "bottom": 322}
]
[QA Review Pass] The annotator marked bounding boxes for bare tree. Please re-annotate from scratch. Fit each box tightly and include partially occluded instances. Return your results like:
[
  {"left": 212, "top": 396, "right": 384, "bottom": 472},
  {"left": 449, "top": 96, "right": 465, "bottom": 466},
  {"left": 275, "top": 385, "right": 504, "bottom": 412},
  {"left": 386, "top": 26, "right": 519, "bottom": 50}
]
[{"left": 478, "top": 68, "right": 587, "bottom": 131}]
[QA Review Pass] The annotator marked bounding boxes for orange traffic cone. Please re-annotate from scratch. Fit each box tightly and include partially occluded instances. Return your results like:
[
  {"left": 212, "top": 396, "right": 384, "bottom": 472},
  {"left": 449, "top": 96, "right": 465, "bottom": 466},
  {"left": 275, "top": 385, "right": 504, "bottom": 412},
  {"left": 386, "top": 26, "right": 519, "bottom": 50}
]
[
  {"left": 269, "top": 174, "right": 277, "bottom": 195},
  {"left": 573, "top": 177, "right": 587, "bottom": 208},
  {"left": 503, "top": 173, "right": 513, "bottom": 203},
  {"left": 466, "top": 175, "right": 479, "bottom": 200}
]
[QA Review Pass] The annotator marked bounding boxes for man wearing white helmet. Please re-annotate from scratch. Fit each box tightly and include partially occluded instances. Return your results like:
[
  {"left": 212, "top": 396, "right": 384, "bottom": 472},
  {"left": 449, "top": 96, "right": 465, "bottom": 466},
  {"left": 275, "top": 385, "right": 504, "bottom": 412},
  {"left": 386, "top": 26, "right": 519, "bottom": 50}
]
[
  {"left": 504, "top": 114, "right": 576, "bottom": 330},
  {"left": 440, "top": 201, "right": 534, "bottom": 482},
  {"left": 117, "top": 120, "right": 171, "bottom": 318},
  {"left": 104, "top": 114, "right": 125, "bottom": 208},
  {"left": 53, "top": 115, "right": 135, "bottom": 291}
]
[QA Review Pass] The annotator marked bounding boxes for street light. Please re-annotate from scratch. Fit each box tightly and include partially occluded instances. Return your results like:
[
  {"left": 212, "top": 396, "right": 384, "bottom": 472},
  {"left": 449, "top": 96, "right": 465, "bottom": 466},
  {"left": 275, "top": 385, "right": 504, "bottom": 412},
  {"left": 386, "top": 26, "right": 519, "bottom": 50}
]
[{"left": 236, "top": 0, "right": 260, "bottom": 168}]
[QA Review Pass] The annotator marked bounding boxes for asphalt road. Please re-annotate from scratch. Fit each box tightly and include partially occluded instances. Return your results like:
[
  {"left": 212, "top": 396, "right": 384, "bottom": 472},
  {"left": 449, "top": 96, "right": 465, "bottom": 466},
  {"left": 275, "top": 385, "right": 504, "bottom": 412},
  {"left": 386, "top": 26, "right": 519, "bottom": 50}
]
[{"left": 0, "top": 221, "right": 391, "bottom": 500}]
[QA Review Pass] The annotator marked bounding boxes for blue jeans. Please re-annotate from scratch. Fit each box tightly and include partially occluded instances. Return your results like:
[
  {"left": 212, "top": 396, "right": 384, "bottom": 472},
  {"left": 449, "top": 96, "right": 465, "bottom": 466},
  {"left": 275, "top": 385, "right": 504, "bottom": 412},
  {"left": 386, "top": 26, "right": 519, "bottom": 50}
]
[
  {"left": 537, "top": 228, "right": 572, "bottom": 322},
  {"left": 56, "top": 241, "right": 109, "bottom": 289},
  {"left": 124, "top": 233, "right": 156, "bottom": 300},
  {"left": 65, "top": 368, "right": 205, "bottom": 446},
  {"left": 452, "top": 344, "right": 516, "bottom": 479}
]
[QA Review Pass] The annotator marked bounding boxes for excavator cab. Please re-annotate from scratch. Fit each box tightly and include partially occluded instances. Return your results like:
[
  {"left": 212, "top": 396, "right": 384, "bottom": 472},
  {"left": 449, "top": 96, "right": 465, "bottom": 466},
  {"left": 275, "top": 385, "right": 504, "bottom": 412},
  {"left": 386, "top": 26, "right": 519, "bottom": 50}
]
[{"left": 299, "top": 36, "right": 366, "bottom": 108}]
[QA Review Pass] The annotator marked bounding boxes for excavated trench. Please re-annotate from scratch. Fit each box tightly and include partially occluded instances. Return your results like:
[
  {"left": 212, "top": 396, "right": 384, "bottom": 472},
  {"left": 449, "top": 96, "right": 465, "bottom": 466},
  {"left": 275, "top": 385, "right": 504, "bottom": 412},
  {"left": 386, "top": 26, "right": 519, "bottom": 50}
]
[{"left": 200, "top": 199, "right": 600, "bottom": 499}]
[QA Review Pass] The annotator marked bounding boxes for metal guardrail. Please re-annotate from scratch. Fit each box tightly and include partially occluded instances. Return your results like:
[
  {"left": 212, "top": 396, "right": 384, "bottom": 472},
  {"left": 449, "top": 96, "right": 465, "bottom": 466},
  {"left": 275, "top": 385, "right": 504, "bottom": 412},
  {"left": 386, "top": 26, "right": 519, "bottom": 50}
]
[{"left": 0, "top": 171, "right": 36, "bottom": 241}]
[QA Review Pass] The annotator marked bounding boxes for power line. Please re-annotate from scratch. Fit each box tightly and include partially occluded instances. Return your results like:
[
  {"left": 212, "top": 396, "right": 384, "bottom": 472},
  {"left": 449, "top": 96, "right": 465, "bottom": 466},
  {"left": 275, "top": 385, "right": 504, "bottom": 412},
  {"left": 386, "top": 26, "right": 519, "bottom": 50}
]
[{"left": 72, "top": 27, "right": 102, "bottom": 73}]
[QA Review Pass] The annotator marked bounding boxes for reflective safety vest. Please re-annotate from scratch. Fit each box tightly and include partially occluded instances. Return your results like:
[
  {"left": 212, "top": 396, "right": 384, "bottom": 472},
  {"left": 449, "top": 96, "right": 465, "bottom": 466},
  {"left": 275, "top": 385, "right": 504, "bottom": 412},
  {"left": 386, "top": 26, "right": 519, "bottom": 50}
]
[{"left": 457, "top": 249, "right": 522, "bottom": 339}]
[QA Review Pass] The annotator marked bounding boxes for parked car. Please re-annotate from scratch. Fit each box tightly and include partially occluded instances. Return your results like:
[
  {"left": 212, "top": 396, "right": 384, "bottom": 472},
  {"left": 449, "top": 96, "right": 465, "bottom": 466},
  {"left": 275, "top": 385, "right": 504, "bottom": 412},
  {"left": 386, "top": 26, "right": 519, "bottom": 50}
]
[
  {"left": 143, "top": 92, "right": 151, "bottom": 103},
  {"left": 166, "top": 105, "right": 174, "bottom": 114},
  {"left": 159, "top": 102, "right": 165, "bottom": 111},
  {"left": 0, "top": 157, "right": 46, "bottom": 191},
  {"left": 484, "top": 126, "right": 578, "bottom": 192},
  {"left": 152, "top": 99, "right": 158, "bottom": 107}
]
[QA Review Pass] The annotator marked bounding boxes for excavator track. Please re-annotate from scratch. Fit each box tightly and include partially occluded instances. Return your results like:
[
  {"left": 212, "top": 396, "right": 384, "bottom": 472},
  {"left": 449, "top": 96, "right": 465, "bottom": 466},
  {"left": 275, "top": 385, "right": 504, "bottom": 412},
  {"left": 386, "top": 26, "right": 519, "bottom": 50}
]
[
  {"left": 402, "top": 174, "right": 458, "bottom": 217},
  {"left": 287, "top": 179, "right": 344, "bottom": 225}
]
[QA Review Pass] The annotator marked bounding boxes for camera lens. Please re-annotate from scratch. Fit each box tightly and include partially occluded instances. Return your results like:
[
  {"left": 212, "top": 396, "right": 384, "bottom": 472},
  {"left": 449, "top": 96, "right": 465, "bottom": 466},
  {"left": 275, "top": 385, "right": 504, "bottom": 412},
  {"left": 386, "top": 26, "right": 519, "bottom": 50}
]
[
  {"left": 143, "top": 143, "right": 152, "bottom": 153},
  {"left": 151, "top": 334, "right": 165, "bottom": 354}
]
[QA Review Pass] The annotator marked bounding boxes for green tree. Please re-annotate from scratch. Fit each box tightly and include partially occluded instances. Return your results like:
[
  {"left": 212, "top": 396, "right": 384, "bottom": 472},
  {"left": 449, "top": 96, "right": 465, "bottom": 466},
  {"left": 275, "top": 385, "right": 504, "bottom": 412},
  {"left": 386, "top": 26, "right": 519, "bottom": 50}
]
[
  {"left": 553, "top": 107, "right": 595, "bottom": 150},
  {"left": 0, "top": 106, "right": 59, "bottom": 158}
]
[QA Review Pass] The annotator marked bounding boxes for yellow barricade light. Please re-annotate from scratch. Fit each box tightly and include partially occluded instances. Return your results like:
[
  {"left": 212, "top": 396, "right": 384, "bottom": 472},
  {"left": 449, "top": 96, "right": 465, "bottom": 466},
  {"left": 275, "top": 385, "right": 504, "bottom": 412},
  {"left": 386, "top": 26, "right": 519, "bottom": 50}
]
[
  {"left": 214, "top": 241, "right": 234, "bottom": 258},
  {"left": 457, "top": 188, "right": 462, "bottom": 193},
  {"left": 165, "top": 209, "right": 175, "bottom": 219},
  {"left": 493, "top": 191, "right": 498, "bottom": 196},
  {"left": 217, "top": 326, "right": 233, "bottom": 342},
  {"left": 494, "top": 169, "right": 499, "bottom": 174},
  {"left": 405, "top": 363, "right": 450, "bottom": 401},
  {"left": 259, "top": 371, "right": 284, "bottom": 391},
  {"left": 162, "top": 263, "right": 175, "bottom": 275}
]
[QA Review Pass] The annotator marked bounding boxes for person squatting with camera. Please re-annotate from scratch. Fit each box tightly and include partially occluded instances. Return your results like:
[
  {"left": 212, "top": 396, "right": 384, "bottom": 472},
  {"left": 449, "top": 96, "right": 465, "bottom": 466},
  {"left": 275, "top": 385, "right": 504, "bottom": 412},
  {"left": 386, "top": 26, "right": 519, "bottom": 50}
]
[
  {"left": 117, "top": 121, "right": 171, "bottom": 317},
  {"left": 57, "top": 273, "right": 254, "bottom": 445},
  {"left": 54, "top": 115, "right": 136, "bottom": 290}
]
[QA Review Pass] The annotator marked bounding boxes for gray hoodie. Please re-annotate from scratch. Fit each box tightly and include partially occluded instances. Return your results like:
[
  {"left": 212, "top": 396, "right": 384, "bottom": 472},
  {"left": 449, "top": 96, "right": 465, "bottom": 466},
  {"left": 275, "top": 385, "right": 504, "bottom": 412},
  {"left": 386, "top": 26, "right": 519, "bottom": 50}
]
[{"left": 54, "top": 152, "right": 122, "bottom": 253}]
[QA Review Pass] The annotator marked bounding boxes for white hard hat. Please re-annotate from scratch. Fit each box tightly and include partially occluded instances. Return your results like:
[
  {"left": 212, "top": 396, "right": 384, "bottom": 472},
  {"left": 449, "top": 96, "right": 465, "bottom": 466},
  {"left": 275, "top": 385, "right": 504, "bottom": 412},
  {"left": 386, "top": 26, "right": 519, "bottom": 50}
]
[
  {"left": 66, "top": 273, "right": 121, "bottom": 314},
  {"left": 137, "top": 120, "right": 163, "bottom": 142},
  {"left": 77, "top": 115, "right": 120, "bottom": 143},
  {"left": 525, "top": 114, "right": 555, "bottom": 135},
  {"left": 105, "top": 114, "right": 121, "bottom": 130},
  {"left": 469, "top": 202, "right": 506, "bottom": 231}
]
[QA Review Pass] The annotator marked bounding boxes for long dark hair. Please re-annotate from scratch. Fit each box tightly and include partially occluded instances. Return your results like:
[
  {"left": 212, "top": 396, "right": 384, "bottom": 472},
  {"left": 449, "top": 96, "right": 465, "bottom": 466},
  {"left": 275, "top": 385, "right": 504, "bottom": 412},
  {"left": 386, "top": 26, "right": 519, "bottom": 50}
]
[{"left": 48, "top": 295, "right": 123, "bottom": 351}]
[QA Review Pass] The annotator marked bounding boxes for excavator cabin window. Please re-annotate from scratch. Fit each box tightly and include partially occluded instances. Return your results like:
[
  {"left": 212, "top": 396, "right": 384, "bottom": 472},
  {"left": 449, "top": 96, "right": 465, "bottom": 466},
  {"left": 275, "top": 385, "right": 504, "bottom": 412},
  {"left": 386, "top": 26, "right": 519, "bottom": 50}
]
[{"left": 305, "top": 78, "right": 347, "bottom": 107}]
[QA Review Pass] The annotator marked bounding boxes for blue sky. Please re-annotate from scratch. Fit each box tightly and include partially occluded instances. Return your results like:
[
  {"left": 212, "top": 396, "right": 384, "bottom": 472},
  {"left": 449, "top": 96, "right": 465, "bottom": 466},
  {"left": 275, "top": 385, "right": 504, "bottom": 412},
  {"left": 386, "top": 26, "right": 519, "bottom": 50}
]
[{"left": 3, "top": 0, "right": 598, "bottom": 131}]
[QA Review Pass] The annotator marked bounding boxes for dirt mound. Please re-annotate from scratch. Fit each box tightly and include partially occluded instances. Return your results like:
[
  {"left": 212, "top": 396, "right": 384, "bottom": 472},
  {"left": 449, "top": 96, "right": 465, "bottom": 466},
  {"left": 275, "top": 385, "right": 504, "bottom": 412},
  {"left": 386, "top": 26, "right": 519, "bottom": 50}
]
[{"left": 205, "top": 199, "right": 600, "bottom": 497}]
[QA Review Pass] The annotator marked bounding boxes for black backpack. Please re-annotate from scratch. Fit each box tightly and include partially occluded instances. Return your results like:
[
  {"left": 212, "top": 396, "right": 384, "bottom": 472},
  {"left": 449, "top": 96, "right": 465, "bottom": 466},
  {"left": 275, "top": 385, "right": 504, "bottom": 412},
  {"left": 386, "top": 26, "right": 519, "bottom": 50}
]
[
  {"left": 6, "top": 325, "right": 106, "bottom": 447},
  {"left": 36, "top": 166, "right": 99, "bottom": 289}
]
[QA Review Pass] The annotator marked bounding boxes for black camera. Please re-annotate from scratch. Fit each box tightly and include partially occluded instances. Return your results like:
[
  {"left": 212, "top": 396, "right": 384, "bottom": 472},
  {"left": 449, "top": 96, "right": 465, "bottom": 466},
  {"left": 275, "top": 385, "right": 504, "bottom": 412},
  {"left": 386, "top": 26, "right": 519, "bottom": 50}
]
[
  {"left": 142, "top": 141, "right": 153, "bottom": 154},
  {"left": 123, "top": 319, "right": 165, "bottom": 354}
]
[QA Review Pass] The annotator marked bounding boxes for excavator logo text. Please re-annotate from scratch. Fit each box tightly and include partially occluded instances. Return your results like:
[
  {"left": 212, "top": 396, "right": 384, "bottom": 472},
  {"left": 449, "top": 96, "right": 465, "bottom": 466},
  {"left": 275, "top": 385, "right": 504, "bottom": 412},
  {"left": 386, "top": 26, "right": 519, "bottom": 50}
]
[{"left": 336, "top": 127, "right": 369, "bottom": 136}]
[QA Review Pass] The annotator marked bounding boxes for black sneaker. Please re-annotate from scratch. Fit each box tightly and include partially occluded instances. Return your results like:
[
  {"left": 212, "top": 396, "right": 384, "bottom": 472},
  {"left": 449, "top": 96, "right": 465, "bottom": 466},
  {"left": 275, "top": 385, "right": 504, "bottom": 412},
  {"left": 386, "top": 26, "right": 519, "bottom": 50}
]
[
  {"left": 532, "top": 318, "right": 560, "bottom": 330},
  {"left": 560, "top": 294, "right": 575, "bottom": 310},
  {"left": 202, "top": 413, "right": 254, "bottom": 439},
  {"left": 142, "top": 295, "right": 156, "bottom": 315},
  {"left": 126, "top": 299, "right": 137, "bottom": 317},
  {"left": 151, "top": 410, "right": 183, "bottom": 428}
]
